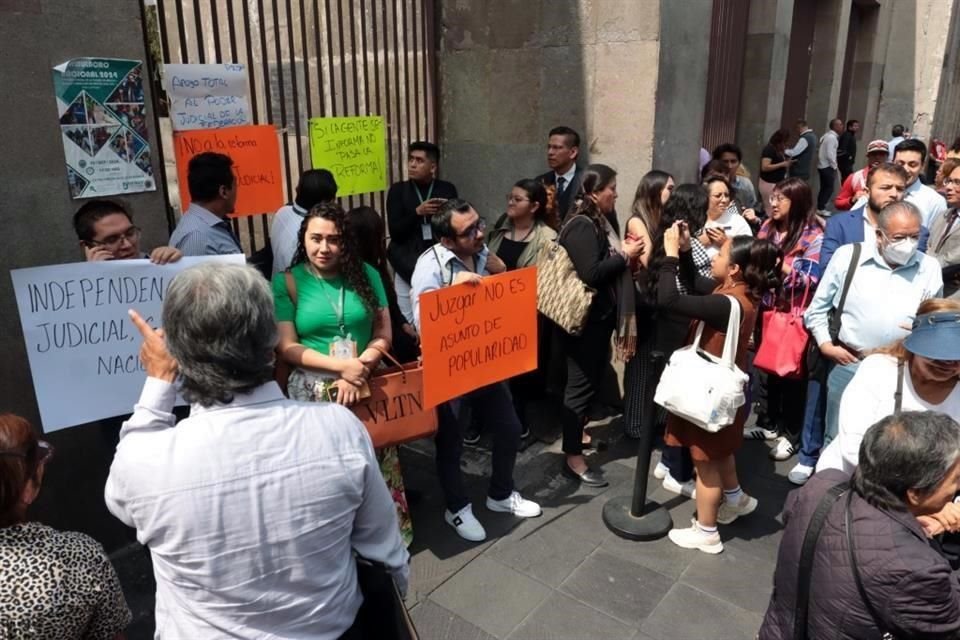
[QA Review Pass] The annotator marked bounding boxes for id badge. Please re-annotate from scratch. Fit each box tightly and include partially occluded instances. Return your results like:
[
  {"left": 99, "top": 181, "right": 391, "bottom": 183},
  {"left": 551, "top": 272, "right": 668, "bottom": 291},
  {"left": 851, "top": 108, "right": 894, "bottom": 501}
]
[
  {"left": 421, "top": 222, "right": 432, "bottom": 240},
  {"left": 330, "top": 336, "right": 357, "bottom": 359}
]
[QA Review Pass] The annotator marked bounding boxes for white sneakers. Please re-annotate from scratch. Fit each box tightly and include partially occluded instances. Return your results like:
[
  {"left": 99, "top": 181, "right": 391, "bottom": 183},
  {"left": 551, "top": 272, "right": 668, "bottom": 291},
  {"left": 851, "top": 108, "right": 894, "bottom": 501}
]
[
  {"left": 744, "top": 425, "right": 778, "bottom": 440},
  {"left": 654, "top": 462, "right": 697, "bottom": 498},
  {"left": 445, "top": 505, "right": 487, "bottom": 542},
  {"left": 445, "top": 492, "right": 542, "bottom": 543},
  {"left": 662, "top": 473, "right": 697, "bottom": 499},
  {"left": 788, "top": 463, "right": 815, "bottom": 485},
  {"left": 486, "top": 492, "right": 542, "bottom": 518},
  {"left": 769, "top": 436, "right": 796, "bottom": 461},
  {"left": 717, "top": 493, "right": 759, "bottom": 525},
  {"left": 668, "top": 519, "right": 723, "bottom": 554}
]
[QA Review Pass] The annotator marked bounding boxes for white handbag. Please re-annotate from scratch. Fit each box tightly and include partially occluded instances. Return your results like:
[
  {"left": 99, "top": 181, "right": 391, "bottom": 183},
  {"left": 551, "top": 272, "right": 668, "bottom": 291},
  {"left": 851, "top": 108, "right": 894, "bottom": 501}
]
[{"left": 654, "top": 295, "right": 749, "bottom": 432}]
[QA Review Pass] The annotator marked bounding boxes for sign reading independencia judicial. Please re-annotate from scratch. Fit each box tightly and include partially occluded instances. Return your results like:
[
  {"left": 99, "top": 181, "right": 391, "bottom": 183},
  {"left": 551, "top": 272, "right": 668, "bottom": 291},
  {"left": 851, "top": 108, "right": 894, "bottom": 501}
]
[
  {"left": 419, "top": 268, "right": 538, "bottom": 408},
  {"left": 10, "top": 255, "right": 245, "bottom": 432}
]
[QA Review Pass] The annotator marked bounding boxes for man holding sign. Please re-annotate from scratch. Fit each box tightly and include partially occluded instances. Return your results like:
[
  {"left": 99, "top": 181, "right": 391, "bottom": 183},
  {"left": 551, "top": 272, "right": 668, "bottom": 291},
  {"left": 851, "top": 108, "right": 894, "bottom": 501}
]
[
  {"left": 411, "top": 199, "right": 541, "bottom": 543},
  {"left": 169, "top": 152, "right": 243, "bottom": 256}
]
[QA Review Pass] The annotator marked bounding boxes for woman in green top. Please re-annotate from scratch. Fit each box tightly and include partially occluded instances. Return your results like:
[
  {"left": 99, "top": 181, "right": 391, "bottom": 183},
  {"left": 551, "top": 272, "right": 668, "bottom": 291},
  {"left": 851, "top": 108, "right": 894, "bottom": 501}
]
[{"left": 273, "top": 203, "right": 413, "bottom": 545}]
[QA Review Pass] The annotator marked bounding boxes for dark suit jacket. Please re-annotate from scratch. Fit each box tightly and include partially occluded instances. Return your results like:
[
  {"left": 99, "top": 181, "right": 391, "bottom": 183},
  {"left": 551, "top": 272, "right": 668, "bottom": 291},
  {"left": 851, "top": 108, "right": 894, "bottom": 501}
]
[
  {"left": 537, "top": 166, "right": 583, "bottom": 224},
  {"left": 818, "top": 205, "right": 930, "bottom": 279},
  {"left": 386, "top": 178, "right": 458, "bottom": 283}
]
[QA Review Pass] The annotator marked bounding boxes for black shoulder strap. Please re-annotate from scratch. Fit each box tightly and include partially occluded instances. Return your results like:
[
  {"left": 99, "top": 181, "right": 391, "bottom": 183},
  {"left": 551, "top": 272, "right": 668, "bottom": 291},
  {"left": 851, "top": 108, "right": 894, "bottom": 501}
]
[
  {"left": 844, "top": 491, "right": 891, "bottom": 635},
  {"left": 793, "top": 482, "right": 849, "bottom": 640},
  {"left": 894, "top": 360, "right": 905, "bottom": 414},
  {"left": 829, "top": 243, "right": 862, "bottom": 342}
]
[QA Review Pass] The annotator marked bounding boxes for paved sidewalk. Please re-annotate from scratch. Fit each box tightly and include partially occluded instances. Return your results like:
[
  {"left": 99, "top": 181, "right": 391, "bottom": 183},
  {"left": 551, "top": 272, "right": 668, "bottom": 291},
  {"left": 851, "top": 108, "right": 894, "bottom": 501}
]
[{"left": 113, "top": 414, "right": 793, "bottom": 639}]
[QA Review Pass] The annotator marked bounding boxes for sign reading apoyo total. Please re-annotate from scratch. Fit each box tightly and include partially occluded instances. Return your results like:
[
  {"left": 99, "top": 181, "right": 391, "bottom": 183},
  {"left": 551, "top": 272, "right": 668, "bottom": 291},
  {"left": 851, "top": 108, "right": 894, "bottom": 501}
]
[
  {"left": 419, "top": 268, "right": 538, "bottom": 408},
  {"left": 10, "top": 255, "right": 244, "bottom": 432}
]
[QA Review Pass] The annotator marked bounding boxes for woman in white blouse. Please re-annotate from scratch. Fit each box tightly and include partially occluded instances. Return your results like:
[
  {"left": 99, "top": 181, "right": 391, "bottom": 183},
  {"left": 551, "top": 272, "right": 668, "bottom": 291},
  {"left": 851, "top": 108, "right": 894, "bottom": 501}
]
[
  {"left": 699, "top": 175, "right": 753, "bottom": 257},
  {"left": 817, "top": 299, "right": 960, "bottom": 474}
]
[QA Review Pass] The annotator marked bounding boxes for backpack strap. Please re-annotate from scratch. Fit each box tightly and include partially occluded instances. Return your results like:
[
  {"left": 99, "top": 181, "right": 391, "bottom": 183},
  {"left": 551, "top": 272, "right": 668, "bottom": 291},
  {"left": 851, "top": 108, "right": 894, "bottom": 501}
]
[
  {"left": 894, "top": 360, "right": 904, "bottom": 414},
  {"left": 284, "top": 270, "right": 298, "bottom": 308},
  {"left": 844, "top": 491, "right": 892, "bottom": 636},
  {"left": 793, "top": 482, "right": 849, "bottom": 640}
]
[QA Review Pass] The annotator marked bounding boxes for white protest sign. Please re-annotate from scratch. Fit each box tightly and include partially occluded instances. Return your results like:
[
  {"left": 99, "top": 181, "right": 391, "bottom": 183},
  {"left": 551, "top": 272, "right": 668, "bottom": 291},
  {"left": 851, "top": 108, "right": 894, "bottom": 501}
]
[
  {"left": 10, "top": 255, "right": 245, "bottom": 432},
  {"left": 163, "top": 63, "right": 252, "bottom": 131}
]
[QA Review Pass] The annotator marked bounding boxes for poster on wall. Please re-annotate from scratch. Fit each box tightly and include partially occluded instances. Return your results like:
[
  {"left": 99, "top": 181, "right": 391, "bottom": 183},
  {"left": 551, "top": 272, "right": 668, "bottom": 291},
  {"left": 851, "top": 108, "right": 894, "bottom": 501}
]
[{"left": 53, "top": 57, "right": 156, "bottom": 199}]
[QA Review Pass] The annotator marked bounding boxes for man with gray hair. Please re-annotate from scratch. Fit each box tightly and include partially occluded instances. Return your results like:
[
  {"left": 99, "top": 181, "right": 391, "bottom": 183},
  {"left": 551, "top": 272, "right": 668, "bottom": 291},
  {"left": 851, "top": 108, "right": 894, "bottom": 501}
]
[
  {"left": 804, "top": 200, "right": 943, "bottom": 449},
  {"left": 105, "top": 263, "right": 408, "bottom": 639}
]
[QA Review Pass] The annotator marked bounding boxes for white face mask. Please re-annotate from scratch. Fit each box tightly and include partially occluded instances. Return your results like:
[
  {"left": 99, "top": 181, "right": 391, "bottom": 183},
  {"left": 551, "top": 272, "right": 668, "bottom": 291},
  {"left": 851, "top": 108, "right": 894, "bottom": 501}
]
[{"left": 881, "top": 234, "right": 919, "bottom": 266}]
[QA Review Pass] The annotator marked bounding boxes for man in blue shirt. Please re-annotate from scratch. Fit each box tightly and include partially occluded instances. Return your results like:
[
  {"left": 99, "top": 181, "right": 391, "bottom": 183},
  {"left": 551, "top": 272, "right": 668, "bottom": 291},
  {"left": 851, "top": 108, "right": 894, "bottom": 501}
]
[
  {"left": 801, "top": 201, "right": 942, "bottom": 474},
  {"left": 169, "top": 152, "right": 243, "bottom": 256},
  {"left": 411, "top": 199, "right": 541, "bottom": 543}
]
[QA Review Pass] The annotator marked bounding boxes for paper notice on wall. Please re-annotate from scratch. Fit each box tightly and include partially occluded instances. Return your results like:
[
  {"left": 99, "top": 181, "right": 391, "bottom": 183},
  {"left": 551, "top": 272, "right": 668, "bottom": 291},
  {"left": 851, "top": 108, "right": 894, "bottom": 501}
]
[
  {"left": 164, "top": 63, "right": 252, "bottom": 131},
  {"left": 53, "top": 57, "right": 156, "bottom": 199},
  {"left": 10, "top": 255, "right": 245, "bottom": 432},
  {"left": 308, "top": 116, "right": 387, "bottom": 196}
]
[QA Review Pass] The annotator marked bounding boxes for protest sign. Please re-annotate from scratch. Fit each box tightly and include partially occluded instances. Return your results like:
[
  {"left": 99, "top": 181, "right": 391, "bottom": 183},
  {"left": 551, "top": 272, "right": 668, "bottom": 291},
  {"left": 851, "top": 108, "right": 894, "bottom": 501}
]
[
  {"left": 53, "top": 57, "right": 156, "bottom": 198},
  {"left": 419, "top": 268, "right": 538, "bottom": 408},
  {"left": 173, "top": 124, "right": 284, "bottom": 217},
  {"left": 308, "top": 116, "right": 387, "bottom": 196},
  {"left": 164, "top": 63, "right": 252, "bottom": 131},
  {"left": 10, "top": 255, "right": 245, "bottom": 432}
]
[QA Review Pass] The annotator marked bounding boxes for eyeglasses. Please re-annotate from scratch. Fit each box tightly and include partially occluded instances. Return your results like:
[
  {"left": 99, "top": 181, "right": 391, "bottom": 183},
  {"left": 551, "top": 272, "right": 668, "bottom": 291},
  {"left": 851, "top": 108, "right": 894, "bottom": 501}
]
[
  {"left": 768, "top": 194, "right": 787, "bottom": 204},
  {"left": 506, "top": 195, "right": 530, "bottom": 204},
  {"left": 456, "top": 218, "right": 487, "bottom": 239},
  {"left": 89, "top": 226, "right": 141, "bottom": 249},
  {"left": 944, "top": 178, "right": 960, "bottom": 188},
  {"left": 0, "top": 440, "right": 55, "bottom": 464}
]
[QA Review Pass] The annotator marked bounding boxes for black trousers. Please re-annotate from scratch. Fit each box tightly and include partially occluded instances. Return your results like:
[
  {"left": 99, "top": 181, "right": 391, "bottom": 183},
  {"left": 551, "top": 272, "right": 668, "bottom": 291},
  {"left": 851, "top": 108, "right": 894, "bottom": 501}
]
[
  {"left": 435, "top": 382, "right": 520, "bottom": 512},
  {"left": 561, "top": 315, "right": 615, "bottom": 455},
  {"left": 817, "top": 167, "right": 836, "bottom": 210},
  {"left": 754, "top": 370, "right": 807, "bottom": 444}
]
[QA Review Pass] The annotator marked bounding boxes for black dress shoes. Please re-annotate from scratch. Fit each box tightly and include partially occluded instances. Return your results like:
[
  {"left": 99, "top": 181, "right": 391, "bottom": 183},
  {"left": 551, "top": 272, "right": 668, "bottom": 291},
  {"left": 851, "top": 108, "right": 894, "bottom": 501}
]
[{"left": 561, "top": 461, "right": 609, "bottom": 487}]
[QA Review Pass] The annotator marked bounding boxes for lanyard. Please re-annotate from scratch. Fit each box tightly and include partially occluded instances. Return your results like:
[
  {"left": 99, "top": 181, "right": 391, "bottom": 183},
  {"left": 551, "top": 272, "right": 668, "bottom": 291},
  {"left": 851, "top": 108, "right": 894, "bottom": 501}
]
[
  {"left": 311, "top": 269, "right": 347, "bottom": 336},
  {"left": 413, "top": 180, "right": 434, "bottom": 204}
]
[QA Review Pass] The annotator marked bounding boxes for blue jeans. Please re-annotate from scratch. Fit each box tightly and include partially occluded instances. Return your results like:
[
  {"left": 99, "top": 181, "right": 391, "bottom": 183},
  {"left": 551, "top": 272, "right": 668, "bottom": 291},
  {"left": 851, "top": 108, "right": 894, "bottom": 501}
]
[
  {"left": 824, "top": 361, "right": 861, "bottom": 445},
  {"left": 797, "top": 376, "right": 826, "bottom": 467},
  {"left": 435, "top": 381, "right": 521, "bottom": 513}
]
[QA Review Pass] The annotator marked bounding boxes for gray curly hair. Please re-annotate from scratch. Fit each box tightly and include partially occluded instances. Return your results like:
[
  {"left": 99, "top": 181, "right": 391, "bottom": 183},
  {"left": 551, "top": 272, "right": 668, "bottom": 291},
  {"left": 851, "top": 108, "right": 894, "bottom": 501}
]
[{"left": 162, "top": 263, "right": 278, "bottom": 407}]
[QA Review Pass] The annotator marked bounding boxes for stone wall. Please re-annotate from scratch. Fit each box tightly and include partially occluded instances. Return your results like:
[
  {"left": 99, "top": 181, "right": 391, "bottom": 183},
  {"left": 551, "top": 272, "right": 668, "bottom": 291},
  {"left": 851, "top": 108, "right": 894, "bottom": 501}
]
[
  {"left": 0, "top": 0, "right": 169, "bottom": 551},
  {"left": 437, "top": 0, "right": 661, "bottom": 230}
]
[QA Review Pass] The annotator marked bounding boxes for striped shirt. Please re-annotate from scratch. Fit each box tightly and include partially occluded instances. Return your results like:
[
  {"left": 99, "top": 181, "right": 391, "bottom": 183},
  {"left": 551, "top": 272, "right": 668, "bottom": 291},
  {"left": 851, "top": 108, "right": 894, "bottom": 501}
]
[{"left": 169, "top": 203, "right": 243, "bottom": 256}]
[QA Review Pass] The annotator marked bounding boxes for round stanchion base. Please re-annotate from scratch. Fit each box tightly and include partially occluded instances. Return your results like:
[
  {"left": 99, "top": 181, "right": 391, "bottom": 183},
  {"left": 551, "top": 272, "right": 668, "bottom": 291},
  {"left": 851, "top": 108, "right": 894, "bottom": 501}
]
[{"left": 601, "top": 495, "right": 673, "bottom": 541}]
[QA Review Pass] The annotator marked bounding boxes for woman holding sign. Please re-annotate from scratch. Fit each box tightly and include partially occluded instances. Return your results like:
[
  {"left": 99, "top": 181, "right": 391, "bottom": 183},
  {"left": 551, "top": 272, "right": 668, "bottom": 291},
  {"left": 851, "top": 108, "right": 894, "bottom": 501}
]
[
  {"left": 559, "top": 165, "right": 645, "bottom": 487},
  {"left": 487, "top": 179, "right": 558, "bottom": 437},
  {"left": 273, "top": 203, "right": 412, "bottom": 545}
]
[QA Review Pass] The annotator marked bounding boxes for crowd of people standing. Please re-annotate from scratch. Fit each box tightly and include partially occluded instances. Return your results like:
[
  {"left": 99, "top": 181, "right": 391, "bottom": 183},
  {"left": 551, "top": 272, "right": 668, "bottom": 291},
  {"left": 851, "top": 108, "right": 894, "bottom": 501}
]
[{"left": 4, "top": 118, "right": 960, "bottom": 638}]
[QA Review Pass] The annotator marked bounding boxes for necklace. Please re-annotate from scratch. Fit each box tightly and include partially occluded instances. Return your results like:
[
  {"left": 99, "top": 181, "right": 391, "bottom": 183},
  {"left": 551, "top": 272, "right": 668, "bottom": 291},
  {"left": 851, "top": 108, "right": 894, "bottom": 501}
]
[{"left": 511, "top": 222, "right": 534, "bottom": 242}]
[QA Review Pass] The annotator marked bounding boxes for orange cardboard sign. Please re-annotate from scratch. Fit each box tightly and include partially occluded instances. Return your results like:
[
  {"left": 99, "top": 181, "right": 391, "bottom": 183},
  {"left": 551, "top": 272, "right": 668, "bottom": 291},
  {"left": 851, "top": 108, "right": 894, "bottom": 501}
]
[
  {"left": 173, "top": 124, "right": 284, "bottom": 217},
  {"left": 419, "top": 267, "right": 538, "bottom": 408}
]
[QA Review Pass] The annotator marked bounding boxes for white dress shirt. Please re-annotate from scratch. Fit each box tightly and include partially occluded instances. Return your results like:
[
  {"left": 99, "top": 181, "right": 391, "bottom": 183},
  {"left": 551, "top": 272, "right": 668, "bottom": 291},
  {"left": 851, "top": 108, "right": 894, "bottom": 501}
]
[
  {"left": 785, "top": 129, "right": 813, "bottom": 157},
  {"left": 804, "top": 241, "right": 943, "bottom": 352},
  {"left": 888, "top": 136, "right": 905, "bottom": 161},
  {"left": 817, "top": 130, "right": 839, "bottom": 170},
  {"left": 270, "top": 203, "right": 309, "bottom": 274},
  {"left": 105, "top": 379, "right": 409, "bottom": 640},
  {"left": 904, "top": 179, "right": 948, "bottom": 228},
  {"left": 817, "top": 354, "right": 960, "bottom": 473}
]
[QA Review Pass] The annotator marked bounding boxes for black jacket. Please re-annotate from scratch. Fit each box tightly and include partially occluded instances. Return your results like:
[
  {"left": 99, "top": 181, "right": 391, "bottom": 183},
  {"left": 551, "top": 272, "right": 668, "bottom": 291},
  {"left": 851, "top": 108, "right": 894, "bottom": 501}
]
[
  {"left": 386, "top": 179, "right": 458, "bottom": 283},
  {"left": 559, "top": 215, "right": 626, "bottom": 322},
  {"left": 760, "top": 469, "right": 960, "bottom": 639},
  {"left": 537, "top": 167, "right": 583, "bottom": 225},
  {"left": 838, "top": 131, "right": 857, "bottom": 174}
]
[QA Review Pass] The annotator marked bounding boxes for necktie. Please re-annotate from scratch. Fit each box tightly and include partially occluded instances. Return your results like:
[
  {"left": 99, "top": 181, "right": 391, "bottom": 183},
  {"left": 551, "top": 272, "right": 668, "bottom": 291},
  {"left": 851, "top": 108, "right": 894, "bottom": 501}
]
[{"left": 557, "top": 176, "right": 566, "bottom": 194}]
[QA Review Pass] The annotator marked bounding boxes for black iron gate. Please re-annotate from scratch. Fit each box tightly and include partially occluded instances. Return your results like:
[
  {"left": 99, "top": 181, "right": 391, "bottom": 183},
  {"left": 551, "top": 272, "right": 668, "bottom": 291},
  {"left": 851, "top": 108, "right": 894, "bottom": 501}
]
[{"left": 146, "top": 0, "right": 438, "bottom": 253}]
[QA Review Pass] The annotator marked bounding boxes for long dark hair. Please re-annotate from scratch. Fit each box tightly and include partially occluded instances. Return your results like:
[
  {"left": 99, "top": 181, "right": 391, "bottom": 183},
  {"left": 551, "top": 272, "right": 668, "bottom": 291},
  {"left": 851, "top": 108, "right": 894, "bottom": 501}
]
[
  {"left": 291, "top": 202, "right": 379, "bottom": 312},
  {"left": 770, "top": 177, "right": 822, "bottom": 256},
  {"left": 348, "top": 205, "right": 399, "bottom": 315},
  {"left": 514, "top": 178, "right": 556, "bottom": 230},
  {"left": 645, "top": 184, "right": 709, "bottom": 302},
  {"left": 768, "top": 128, "right": 790, "bottom": 151},
  {"left": 630, "top": 170, "right": 673, "bottom": 234},
  {"left": 729, "top": 236, "right": 782, "bottom": 302},
  {"left": 572, "top": 164, "right": 617, "bottom": 230}
]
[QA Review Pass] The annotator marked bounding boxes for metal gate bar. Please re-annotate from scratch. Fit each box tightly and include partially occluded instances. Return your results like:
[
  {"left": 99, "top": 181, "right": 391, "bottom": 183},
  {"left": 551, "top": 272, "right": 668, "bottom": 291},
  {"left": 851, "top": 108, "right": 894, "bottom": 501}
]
[{"left": 149, "top": 0, "right": 437, "bottom": 253}]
